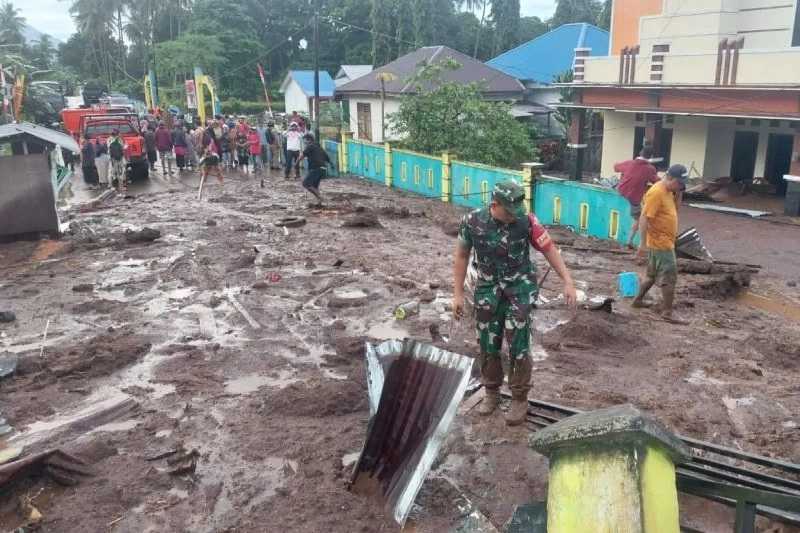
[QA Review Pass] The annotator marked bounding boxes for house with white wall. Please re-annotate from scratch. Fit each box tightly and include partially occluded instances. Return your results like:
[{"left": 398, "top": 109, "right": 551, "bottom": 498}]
[
  {"left": 335, "top": 65, "right": 373, "bottom": 87},
  {"left": 334, "top": 46, "right": 524, "bottom": 143},
  {"left": 487, "top": 23, "right": 609, "bottom": 136},
  {"left": 280, "top": 70, "right": 335, "bottom": 120},
  {"left": 562, "top": 0, "right": 800, "bottom": 198}
]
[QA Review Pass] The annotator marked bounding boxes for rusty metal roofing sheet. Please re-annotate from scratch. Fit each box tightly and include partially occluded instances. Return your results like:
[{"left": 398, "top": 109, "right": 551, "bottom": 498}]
[{"left": 351, "top": 339, "right": 474, "bottom": 525}]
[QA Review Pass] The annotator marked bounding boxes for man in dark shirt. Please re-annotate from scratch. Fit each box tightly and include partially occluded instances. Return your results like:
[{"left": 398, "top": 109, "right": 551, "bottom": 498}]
[
  {"left": 614, "top": 146, "right": 659, "bottom": 248},
  {"left": 297, "top": 133, "right": 332, "bottom": 206}
]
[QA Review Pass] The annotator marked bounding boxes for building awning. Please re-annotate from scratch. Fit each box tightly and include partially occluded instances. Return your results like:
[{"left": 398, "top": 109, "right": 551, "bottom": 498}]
[{"left": 0, "top": 122, "right": 79, "bottom": 152}]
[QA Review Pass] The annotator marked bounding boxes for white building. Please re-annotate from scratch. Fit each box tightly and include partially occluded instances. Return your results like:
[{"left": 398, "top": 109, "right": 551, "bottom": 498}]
[
  {"left": 335, "top": 46, "right": 523, "bottom": 143},
  {"left": 279, "top": 70, "right": 335, "bottom": 120}
]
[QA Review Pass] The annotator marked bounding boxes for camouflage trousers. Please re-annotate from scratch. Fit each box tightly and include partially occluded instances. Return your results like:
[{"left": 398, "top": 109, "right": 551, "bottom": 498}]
[{"left": 473, "top": 276, "right": 537, "bottom": 399}]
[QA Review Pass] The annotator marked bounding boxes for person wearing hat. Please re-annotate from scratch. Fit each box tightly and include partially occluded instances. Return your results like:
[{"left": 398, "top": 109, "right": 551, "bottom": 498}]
[
  {"left": 453, "top": 180, "right": 577, "bottom": 426},
  {"left": 284, "top": 122, "right": 303, "bottom": 179},
  {"left": 632, "top": 164, "right": 688, "bottom": 321}
]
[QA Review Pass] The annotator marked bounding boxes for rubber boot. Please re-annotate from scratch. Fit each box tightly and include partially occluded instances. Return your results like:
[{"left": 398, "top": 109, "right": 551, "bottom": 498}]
[
  {"left": 505, "top": 399, "right": 528, "bottom": 426},
  {"left": 659, "top": 281, "right": 676, "bottom": 319},
  {"left": 477, "top": 388, "right": 499, "bottom": 416}
]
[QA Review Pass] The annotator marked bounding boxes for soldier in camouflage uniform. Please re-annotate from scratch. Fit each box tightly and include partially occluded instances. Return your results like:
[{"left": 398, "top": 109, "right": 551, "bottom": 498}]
[{"left": 453, "top": 180, "right": 577, "bottom": 425}]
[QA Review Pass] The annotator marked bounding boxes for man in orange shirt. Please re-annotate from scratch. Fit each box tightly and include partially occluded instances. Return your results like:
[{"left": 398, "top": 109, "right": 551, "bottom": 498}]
[{"left": 633, "top": 164, "right": 687, "bottom": 321}]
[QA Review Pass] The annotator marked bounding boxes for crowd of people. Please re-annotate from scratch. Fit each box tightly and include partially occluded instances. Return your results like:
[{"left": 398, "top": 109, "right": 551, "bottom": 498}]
[{"left": 78, "top": 109, "right": 331, "bottom": 203}]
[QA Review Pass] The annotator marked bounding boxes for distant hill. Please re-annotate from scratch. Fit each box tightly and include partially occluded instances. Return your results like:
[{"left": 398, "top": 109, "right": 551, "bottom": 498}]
[{"left": 22, "top": 24, "right": 62, "bottom": 45}]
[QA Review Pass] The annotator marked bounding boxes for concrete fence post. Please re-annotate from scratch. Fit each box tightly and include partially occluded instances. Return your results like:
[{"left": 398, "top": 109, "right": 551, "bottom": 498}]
[
  {"left": 530, "top": 404, "right": 689, "bottom": 533},
  {"left": 341, "top": 131, "right": 352, "bottom": 174},
  {"left": 522, "top": 162, "right": 544, "bottom": 214},
  {"left": 384, "top": 142, "right": 393, "bottom": 188},
  {"left": 441, "top": 152, "right": 451, "bottom": 202}
]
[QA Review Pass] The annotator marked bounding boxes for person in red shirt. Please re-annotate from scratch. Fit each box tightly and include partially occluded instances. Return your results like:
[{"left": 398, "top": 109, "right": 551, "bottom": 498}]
[{"left": 614, "top": 146, "right": 659, "bottom": 248}]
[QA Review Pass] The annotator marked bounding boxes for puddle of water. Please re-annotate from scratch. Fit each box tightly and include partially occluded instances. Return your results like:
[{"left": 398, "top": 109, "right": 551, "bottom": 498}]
[
  {"left": 366, "top": 320, "right": 409, "bottom": 340},
  {"left": 224, "top": 370, "right": 300, "bottom": 394},
  {"left": 737, "top": 291, "right": 800, "bottom": 322},
  {"left": 685, "top": 369, "right": 727, "bottom": 386},
  {"left": 334, "top": 289, "right": 368, "bottom": 299},
  {"left": 323, "top": 368, "right": 349, "bottom": 381},
  {"left": 156, "top": 429, "right": 173, "bottom": 438},
  {"left": 89, "top": 419, "right": 140, "bottom": 434}
]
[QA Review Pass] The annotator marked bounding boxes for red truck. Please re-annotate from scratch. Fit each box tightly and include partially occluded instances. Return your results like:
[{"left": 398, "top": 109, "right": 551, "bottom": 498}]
[{"left": 61, "top": 107, "right": 149, "bottom": 181}]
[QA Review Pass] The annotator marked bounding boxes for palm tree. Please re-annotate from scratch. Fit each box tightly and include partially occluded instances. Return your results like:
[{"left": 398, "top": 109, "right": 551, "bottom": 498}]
[
  {"left": 31, "top": 35, "right": 56, "bottom": 70},
  {"left": 0, "top": 1, "right": 26, "bottom": 45},
  {"left": 455, "top": 0, "right": 491, "bottom": 58}
]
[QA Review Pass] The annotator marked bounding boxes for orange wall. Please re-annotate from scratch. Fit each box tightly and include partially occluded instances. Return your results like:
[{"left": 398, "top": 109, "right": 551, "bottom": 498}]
[{"left": 611, "top": 0, "right": 663, "bottom": 54}]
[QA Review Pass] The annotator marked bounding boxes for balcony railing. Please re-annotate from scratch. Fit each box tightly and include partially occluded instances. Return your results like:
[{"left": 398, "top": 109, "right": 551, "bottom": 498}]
[{"left": 577, "top": 46, "right": 800, "bottom": 87}]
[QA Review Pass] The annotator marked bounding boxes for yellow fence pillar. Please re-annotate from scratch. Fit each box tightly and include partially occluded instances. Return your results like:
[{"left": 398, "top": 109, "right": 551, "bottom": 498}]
[
  {"left": 441, "top": 152, "right": 452, "bottom": 202},
  {"left": 384, "top": 143, "right": 393, "bottom": 187},
  {"left": 521, "top": 162, "right": 544, "bottom": 215},
  {"left": 341, "top": 131, "right": 352, "bottom": 174},
  {"left": 530, "top": 404, "right": 689, "bottom": 533}
]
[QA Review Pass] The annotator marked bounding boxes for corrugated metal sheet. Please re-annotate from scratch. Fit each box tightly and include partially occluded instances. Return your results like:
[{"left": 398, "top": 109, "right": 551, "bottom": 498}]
[
  {"left": 487, "top": 23, "right": 610, "bottom": 84},
  {"left": 281, "top": 70, "right": 336, "bottom": 97},
  {"left": 0, "top": 122, "right": 79, "bottom": 153},
  {"left": 351, "top": 339, "right": 474, "bottom": 525}
]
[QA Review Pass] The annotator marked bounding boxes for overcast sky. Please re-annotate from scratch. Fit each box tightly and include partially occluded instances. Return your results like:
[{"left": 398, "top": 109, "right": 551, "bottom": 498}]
[{"left": 15, "top": 0, "right": 558, "bottom": 43}]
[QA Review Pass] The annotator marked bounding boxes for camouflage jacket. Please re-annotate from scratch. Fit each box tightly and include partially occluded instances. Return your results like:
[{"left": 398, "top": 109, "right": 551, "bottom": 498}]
[{"left": 458, "top": 207, "right": 536, "bottom": 284}]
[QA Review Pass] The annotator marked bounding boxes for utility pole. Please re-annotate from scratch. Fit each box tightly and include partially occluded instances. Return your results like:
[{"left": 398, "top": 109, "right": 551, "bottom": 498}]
[{"left": 313, "top": 0, "right": 320, "bottom": 141}]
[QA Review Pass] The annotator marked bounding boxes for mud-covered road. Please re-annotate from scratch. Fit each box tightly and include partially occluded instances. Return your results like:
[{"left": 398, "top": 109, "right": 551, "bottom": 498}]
[{"left": 1, "top": 167, "right": 799, "bottom": 532}]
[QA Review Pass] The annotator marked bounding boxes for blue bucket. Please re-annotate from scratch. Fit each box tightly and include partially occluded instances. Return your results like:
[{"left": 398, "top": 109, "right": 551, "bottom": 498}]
[{"left": 618, "top": 272, "right": 640, "bottom": 298}]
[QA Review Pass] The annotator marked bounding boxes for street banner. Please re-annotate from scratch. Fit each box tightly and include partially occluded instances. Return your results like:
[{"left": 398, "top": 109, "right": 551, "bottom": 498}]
[
  {"left": 185, "top": 79, "right": 197, "bottom": 109},
  {"left": 0, "top": 65, "right": 7, "bottom": 115}
]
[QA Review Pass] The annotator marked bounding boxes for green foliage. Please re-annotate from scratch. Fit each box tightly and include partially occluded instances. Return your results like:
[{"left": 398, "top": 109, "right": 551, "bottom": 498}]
[
  {"left": 550, "top": 0, "right": 604, "bottom": 28},
  {"left": 390, "top": 60, "right": 536, "bottom": 169},
  {"left": 553, "top": 70, "right": 574, "bottom": 136},
  {"left": 220, "top": 98, "right": 284, "bottom": 115},
  {"left": 155, "top": 32, "right": 224, "bottom": 85}
]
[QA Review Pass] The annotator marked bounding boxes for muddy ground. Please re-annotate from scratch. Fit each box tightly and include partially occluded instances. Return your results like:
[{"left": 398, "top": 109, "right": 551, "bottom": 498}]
[{"left": 1, "top": 167, "right": 799, "bottom": 532}]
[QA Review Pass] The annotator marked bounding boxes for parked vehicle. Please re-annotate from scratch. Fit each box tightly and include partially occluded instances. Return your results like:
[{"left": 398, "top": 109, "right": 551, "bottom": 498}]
[{"left": 80, "top": 113, "right": 149, "bottom": 181}]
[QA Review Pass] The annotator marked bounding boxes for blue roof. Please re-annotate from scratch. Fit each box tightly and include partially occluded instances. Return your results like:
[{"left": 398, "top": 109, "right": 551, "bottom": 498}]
[
  {"left": 287, "top": 70, "right": 335, "bottom": 97},
  {"left": 487, "top": 23, "right": 609, "bottom": 85}
]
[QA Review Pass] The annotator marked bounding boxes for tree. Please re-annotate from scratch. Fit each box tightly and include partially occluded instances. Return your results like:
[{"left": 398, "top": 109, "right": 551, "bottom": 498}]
[
  {"left": 31, "top": 35, "right": 56, "bottom": 70},
  {"left": 550, "top": 0, "right": 603, "bottom": 28},
  {"left": 518, "top": 16, "right": 548, "bottom": 44},
  {"left": 597, "top": 0, "right": 612, "bottom": 31},
  {"left": 0, "top": 1, "right": 25, "bottom": 46},
  {"left": 390, "top": 59, "right": 535, "bottom": 168},
  {"left": 489, "top": 0, "right": 519, "bottom": 57},
  {"left": 370, "top": 0, "right": 393, "bottom": 65}
]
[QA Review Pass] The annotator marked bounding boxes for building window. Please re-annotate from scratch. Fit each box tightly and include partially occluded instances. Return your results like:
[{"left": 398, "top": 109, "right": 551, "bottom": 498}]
[
  {"left": 635, "top": 113, "right": 644, "bottom": 123},
  {"left": 400, "top": 162, "right": 407, "bottom": 182},
  {"left": 665, "top": 115, "right": 674, "bottom": 125},
  {"left": 413, "top": 165, "right": 421, "bottom": 185},
  {"left": 751, "top": 119, "right": 761, "bottom": 127},
  {"left": 356, "top": 103, "right": 372, "bottom": 141},
  {"left": 736, "top": 118, "right": 746, "bottom": 126},
  {"left": 427, "top": 169, "right": 434, "bottom": 188},
  {"left": 770, "top": 120, "right": 781, "bottom": 128}
]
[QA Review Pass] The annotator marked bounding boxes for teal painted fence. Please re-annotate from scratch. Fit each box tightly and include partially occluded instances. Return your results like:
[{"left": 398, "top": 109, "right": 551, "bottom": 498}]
[
  {"left": 451, "top": 160, "right": 524, "bottom": 209},
  {"left": 343, "top": 138, "right": 634, "bottom": 245},
  {"left": 534, "top": 176, "right": 635, "bottom": 244},
  {"left": 323, "top": 140, "right": 340, "bottom": 177},
  {"left": 392, "top": 149, "right": 443, "bottom": 198},
  {"left": 348, "top": 140, "right": 385, "bottom": 182}
]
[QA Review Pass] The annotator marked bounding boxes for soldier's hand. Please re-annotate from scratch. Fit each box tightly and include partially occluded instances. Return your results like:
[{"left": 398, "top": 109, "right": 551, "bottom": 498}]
[
  {"left": 636, "top": 246, "right": 647, "bottom": 265},
  {"left": 453, "top": 293, "right": 465, "bottom": 320}
]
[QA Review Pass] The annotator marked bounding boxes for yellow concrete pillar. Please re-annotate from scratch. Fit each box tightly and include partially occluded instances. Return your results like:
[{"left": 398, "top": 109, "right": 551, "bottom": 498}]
[
  {"left": 522, "top": 162, "right": 545, "bottom": 215},
  {"left": 441, "top": 152, "right": 451, "bottom": 203},
  {"left": 530, "top": 404, "right": 689, "bottom": 533},
  {"left": 384, "top": 143, "right": 393, "bottom": 188},
  {"left": 341, "top": 131, "right": 353, "bottom": 174}
]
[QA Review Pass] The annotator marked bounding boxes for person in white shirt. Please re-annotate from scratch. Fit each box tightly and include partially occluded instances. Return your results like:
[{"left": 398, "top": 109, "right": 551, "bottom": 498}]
[{"left": 284, "top": 122, "right": 303, "bottom": 179}]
